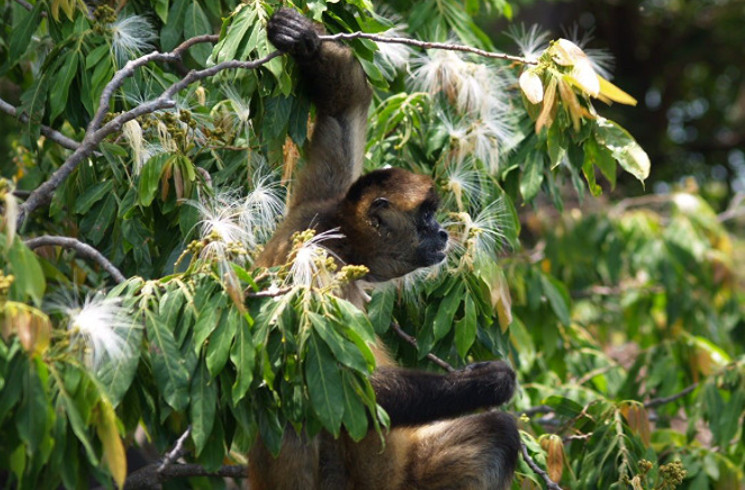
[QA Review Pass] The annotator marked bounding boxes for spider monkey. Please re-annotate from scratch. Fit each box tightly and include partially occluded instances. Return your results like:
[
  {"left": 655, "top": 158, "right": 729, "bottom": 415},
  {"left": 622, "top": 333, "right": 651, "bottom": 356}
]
[{"left": 249, "top": 9, "right": 519, "bottom": 490}]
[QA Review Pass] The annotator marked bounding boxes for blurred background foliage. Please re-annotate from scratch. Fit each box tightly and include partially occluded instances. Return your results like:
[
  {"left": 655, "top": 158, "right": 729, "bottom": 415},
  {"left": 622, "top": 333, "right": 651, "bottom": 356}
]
[{"left": 0, "top": 0, "right": 743, "bottom": 489}]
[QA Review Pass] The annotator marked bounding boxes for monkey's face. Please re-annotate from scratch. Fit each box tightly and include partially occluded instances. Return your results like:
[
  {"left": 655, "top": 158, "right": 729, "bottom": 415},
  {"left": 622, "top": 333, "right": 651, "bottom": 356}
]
[{"left": 344, "top": 169, "right": 449, "bottom": 282}]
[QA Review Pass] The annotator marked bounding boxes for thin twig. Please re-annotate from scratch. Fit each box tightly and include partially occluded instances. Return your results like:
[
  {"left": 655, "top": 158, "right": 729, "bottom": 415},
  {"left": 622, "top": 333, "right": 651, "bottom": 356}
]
[
  {"left": 0, "top": 96, "right": 80, "bottom": 150},
  {"left": 390, "top": 321, "right": 455, "bottom": 372},
  {"left": 520, "top": 441, "right": 564, "bottom": 490},
  {"left": 158, "top": 427, "right": 191, "bottom": 474},
  {"left": 246, "top": 286, "right": 293, "bottom": 299},
  {"left": 521, "top": 405, "right": 554, "bottom": 417},
  {"left": 321, "top": 32, "right": 536, "bottom": 65},
  {"left": 24, "top": 235, "right": 126, "bottom": 283},
  {"left": 644, "top": 383, "right": 699, "bottom": 409}
]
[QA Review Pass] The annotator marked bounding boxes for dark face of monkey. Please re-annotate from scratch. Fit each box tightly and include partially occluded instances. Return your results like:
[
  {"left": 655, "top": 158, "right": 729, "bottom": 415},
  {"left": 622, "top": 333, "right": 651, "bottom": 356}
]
[{"left": 341, "top": 168, "right": 449, "bottom": 282}]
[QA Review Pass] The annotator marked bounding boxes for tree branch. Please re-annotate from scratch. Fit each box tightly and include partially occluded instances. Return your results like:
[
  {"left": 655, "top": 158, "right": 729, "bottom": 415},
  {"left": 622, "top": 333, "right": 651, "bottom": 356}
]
[
  {"left": 520, "top": 441, "right": 564, "bottom": 490},
  {"left": 157, "top": 427, "right": 191, "bottom": 474},
  {"left": 123, "top": 462, "right": 246, "bottom": 490},
  {"left": 644, "top": 383, "right": 699, "bottom": 409},
  {"left": 390, "top": 321, "right": 455, "bottom": 372},
  {"left": 0, "top": 96, "right": 80, "bottom": 150},
  {"left": 24, "top": 235, "right": 126, "bottom": 283},
  {"left": 322, "top": 32, "right": 536, "bottom": 65}
]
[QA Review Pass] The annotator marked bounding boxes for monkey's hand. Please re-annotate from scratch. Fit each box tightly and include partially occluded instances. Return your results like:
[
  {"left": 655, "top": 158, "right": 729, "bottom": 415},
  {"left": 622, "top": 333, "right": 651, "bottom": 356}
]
[
  {"left": 267, "top": 8, "right": 322, "bottom": 61},
  {"left": 456, "top": 360, "right": 517, "bottom": 408}
]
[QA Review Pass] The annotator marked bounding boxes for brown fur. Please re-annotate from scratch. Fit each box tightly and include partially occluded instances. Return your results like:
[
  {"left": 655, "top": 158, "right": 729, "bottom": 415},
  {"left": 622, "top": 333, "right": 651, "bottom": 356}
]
[{"left": 248, "top": 9, "right": 519, "bottom": 490}]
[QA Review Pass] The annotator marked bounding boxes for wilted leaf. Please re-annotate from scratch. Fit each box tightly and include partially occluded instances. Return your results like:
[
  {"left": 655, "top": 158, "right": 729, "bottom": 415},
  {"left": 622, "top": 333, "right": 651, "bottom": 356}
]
[
  {"left": 539, "top": 434, "right": 565, "bottom": 482},
  {"left": 95, "top": 399, "right": 126, "bottom": 488}
]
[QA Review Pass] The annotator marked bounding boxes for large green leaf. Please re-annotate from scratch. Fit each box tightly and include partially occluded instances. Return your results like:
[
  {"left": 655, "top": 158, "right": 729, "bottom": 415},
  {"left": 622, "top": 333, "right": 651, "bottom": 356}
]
[
  {"left": 8, "top": 238, "right": 45, "bottom": 305},
  {"left": 184, "top": 1, "right": 212, "bottom": 65},
  {"left": 190, "top": 361, "right": 217, "bottom": 456},
  {"left": 305, "top": 333, "right": 344, "bottom": 436},
  {"left": 145, "top": 312, "right": 190, "bottom": 411},
  {"left": 593, "top": 117, "right": 650, "bottom": 183}
]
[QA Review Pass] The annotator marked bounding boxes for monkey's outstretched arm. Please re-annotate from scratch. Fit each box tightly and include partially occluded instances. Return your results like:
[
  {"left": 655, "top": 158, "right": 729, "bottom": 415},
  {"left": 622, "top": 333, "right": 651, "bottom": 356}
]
[
  {"left": 267, "top": 9, "right": 372, "bottom": 208},
  {"left": 371, "top": 361, "right": 516, "bottom": 426}
]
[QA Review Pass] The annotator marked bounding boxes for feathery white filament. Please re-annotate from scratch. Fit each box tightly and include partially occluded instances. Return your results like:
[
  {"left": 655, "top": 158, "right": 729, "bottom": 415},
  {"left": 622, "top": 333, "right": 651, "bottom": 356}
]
[
  {"left": 59, "top": 294, "right": 137, "bottom": 369},
  {"left": 110, "top": 15, "right": 156, "bottom": 63},
  {"left": 289, "top": 229, "right": 344, "bottom": 288}
]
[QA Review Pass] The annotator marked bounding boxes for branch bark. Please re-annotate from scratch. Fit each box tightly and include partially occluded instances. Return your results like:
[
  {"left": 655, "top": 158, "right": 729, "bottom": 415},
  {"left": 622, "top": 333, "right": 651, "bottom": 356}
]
[
  {"left": 24, "top": 235, "right": 126, "bottom": 283},
  {"left": 0, "top": 96, "right": 80, "bottom": 150}
]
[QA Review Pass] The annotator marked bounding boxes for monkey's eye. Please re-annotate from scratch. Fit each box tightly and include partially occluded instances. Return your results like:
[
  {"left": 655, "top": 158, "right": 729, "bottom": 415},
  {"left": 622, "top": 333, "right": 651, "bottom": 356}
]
[{"left": 371, "top": 197, "right": 390, "bottom": 210}]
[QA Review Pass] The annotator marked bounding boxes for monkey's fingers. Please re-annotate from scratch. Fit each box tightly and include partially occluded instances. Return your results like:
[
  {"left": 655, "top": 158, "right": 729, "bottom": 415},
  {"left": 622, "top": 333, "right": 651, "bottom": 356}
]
[{"left": 267, "top": 8, "right": 321, "bottom": 59}]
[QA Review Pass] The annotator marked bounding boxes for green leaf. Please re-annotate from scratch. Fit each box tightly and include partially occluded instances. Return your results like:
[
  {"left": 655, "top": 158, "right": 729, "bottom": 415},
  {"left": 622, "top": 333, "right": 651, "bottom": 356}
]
[
  {"left": 544, "top": 395, "right": 583, "bottom": 417},
  {"left": 17, "top": 359, "right": 51, "bottom": 454},
  {"left": 155, "top": 0, "right": 170, "bottom": 23},
  {"left": 138, "top": 154, "right": 170, "bottom": 206},
  {"left": 341, "top": 371, "right": 368, "bottom": 441},
  {"left": 74, "top": 180, "right": 114, "bottom": 214},
  {"left": 547, "top": 122, "right": 567, "bottom": 169},
  {"left": 210, "top": 6, "right": 257, "bottom": 64},
  {"left": 8, "top": 237, "right": 46, "bottom": 305},
  {"left": 205, "top": 308, "right": 237, "bottom": 377},
  {"left": 454, "top": 296, "right": 477, "bottom": 358},
  {"left": 230, "top": 313, "right": 255, "bottom": 404},
  {"left": 193, "top": 298, "right": 223, "bottom": 354},
  {"left": 584, "top": 135, "right": 616, "bottom": 189},
  {"left": 85, "top": 44, "right": 110, "bottom": 69},
  {"left": 190, "top": 361, "right": 217, "bottom": 456},
  {"left": 432, "top": 283, "right": 464, "bottom": 342},
  {"left": 57, "top": 369, "right": 98, "bottom": 465},
  {"left": 161, "top": 0, "right": 188, "bottom": 50},
  {"left": 184, "top": 1, "right": 212, "bottom": 66},
  {"left": 593, "top": 117, "right": 650, "bottom": 183},
  {"left": 50, "top": 52, "right": 80, "bottom": 121},
  {"left": 95, "top": 323, "right": 142, "bottom": 407},
  {"left": 367, "top": 287, "right": 395, "bottom": 334},
  {"left": 80, "top": 193, "right": 117, "bottom": 246},
  {"left": 305, "top": 333, "right": 344, "bottom": 436},
  {"left": 520, "top": 149, "right": 544, "bottom": 202},
  {"left": 539, "top": 273, "right": 571, "bottom": 326},
  {"left": 7, "top": 1, "right": 42, "bottom": 67},
  {"left": 146, "top": 312, "right": 190, "bottom": 411},
  {"left": 308, "top": 312, "right": 367, "bottom": 373}
]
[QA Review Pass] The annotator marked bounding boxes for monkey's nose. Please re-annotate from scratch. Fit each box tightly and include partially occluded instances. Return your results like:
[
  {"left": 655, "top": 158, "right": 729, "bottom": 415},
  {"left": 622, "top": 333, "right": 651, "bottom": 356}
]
[{"left": 438, "top": 229, "right": 449, "bottom": 241}]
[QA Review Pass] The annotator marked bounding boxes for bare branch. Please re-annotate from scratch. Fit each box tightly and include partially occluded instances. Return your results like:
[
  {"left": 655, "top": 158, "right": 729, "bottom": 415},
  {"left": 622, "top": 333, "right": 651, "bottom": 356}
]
[
  {"left": 158, "top": 427, "right": 191, "bottom": 474},
  {"left": 0, "top": 96, "right": 80, "bottom": 150},
  {"left": 24, "top": 235, "right": 126, "bottom": 283},
  {"left": 520, "top": 441, "right": 564, "bottom": 490},
  {"left": 390, "top": 321, "right": 455, "bottom": 372},
  {"left": 246, "top": 286, "right": 293, "bottom": 298},
  {"left": 644, "top": 383, "right": 699, "bottom": 409},
  {"left": 321, "top": 32, "right": 536, "bottom": 65},
  {"left": 123, "top": 462, "right": 246, "bottom": 490}
]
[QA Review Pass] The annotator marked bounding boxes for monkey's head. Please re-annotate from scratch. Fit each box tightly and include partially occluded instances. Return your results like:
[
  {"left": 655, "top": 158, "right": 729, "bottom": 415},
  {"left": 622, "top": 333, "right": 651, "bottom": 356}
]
[{"left": 340, "top": 168, "right": 449, "bottom": 282}]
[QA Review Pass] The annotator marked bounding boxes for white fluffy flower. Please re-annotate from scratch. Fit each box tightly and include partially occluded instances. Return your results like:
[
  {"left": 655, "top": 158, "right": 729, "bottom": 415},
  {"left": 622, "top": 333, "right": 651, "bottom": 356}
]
[
  {"left": 57, "top": 294, "right": 137, "bottom": 369},
  {"left": 507, "top": 24, "right": 550, "bottom": 63},
  {"left": 288, "top": 229, "right": 344, "bottom": 288},
  {"left": 457, "top": 198, "right": 512, "bottom": 258},
  {"left": 110, "top": 14, "right": 156, "bottom": 63}
]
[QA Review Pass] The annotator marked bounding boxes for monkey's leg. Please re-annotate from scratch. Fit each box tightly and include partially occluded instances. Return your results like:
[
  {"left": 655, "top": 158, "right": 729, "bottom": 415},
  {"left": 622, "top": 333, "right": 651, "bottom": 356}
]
[
  {"left": 405, "top": 411, "right": 520, "bottom": 490},
  {"left": 247, "top": 429, "right": 320, "bottom": 490}
]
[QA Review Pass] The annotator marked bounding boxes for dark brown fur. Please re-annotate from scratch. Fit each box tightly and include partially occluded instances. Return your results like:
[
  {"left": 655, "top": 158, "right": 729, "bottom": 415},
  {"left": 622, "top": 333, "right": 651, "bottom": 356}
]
[{"left": 249, "top": 9, "right": 519, "bottom": 489}]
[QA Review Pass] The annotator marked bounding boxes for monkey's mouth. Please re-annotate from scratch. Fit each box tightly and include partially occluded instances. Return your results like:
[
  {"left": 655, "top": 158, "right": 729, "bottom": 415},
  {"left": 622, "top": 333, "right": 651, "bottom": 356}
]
[{"left": 418, "top": 242, "right": 448, "bottom": 267}]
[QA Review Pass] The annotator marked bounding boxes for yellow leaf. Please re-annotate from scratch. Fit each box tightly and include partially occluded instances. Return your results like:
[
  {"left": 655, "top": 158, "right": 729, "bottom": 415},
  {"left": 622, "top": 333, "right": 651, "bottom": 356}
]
[
  {"left": 598, "top": 76, "right": 637, "bottom": 106},
  {"left": 50, "top": 0, "right": 61, "bottom": 22},
  {"left": 536, "top": 77, "right": 557, "bottom": 133},
  {"left": 557, "top": 78, "right": 582, "bottom": 132},
  {"left": 96, "top": 399, "right": 127, "bottom": 488},
  {"left": 1, "top": 302, "right": 51, "bottom": 356},
  {"left": 60, "top": 0, "right": 75, "bottom": 20}
]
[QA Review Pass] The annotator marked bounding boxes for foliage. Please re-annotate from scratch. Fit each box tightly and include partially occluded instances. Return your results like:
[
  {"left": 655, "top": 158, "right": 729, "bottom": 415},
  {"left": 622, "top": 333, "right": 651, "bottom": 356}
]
[{"left": 0, "top": 0, "right": 742, "bottom": 488}]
